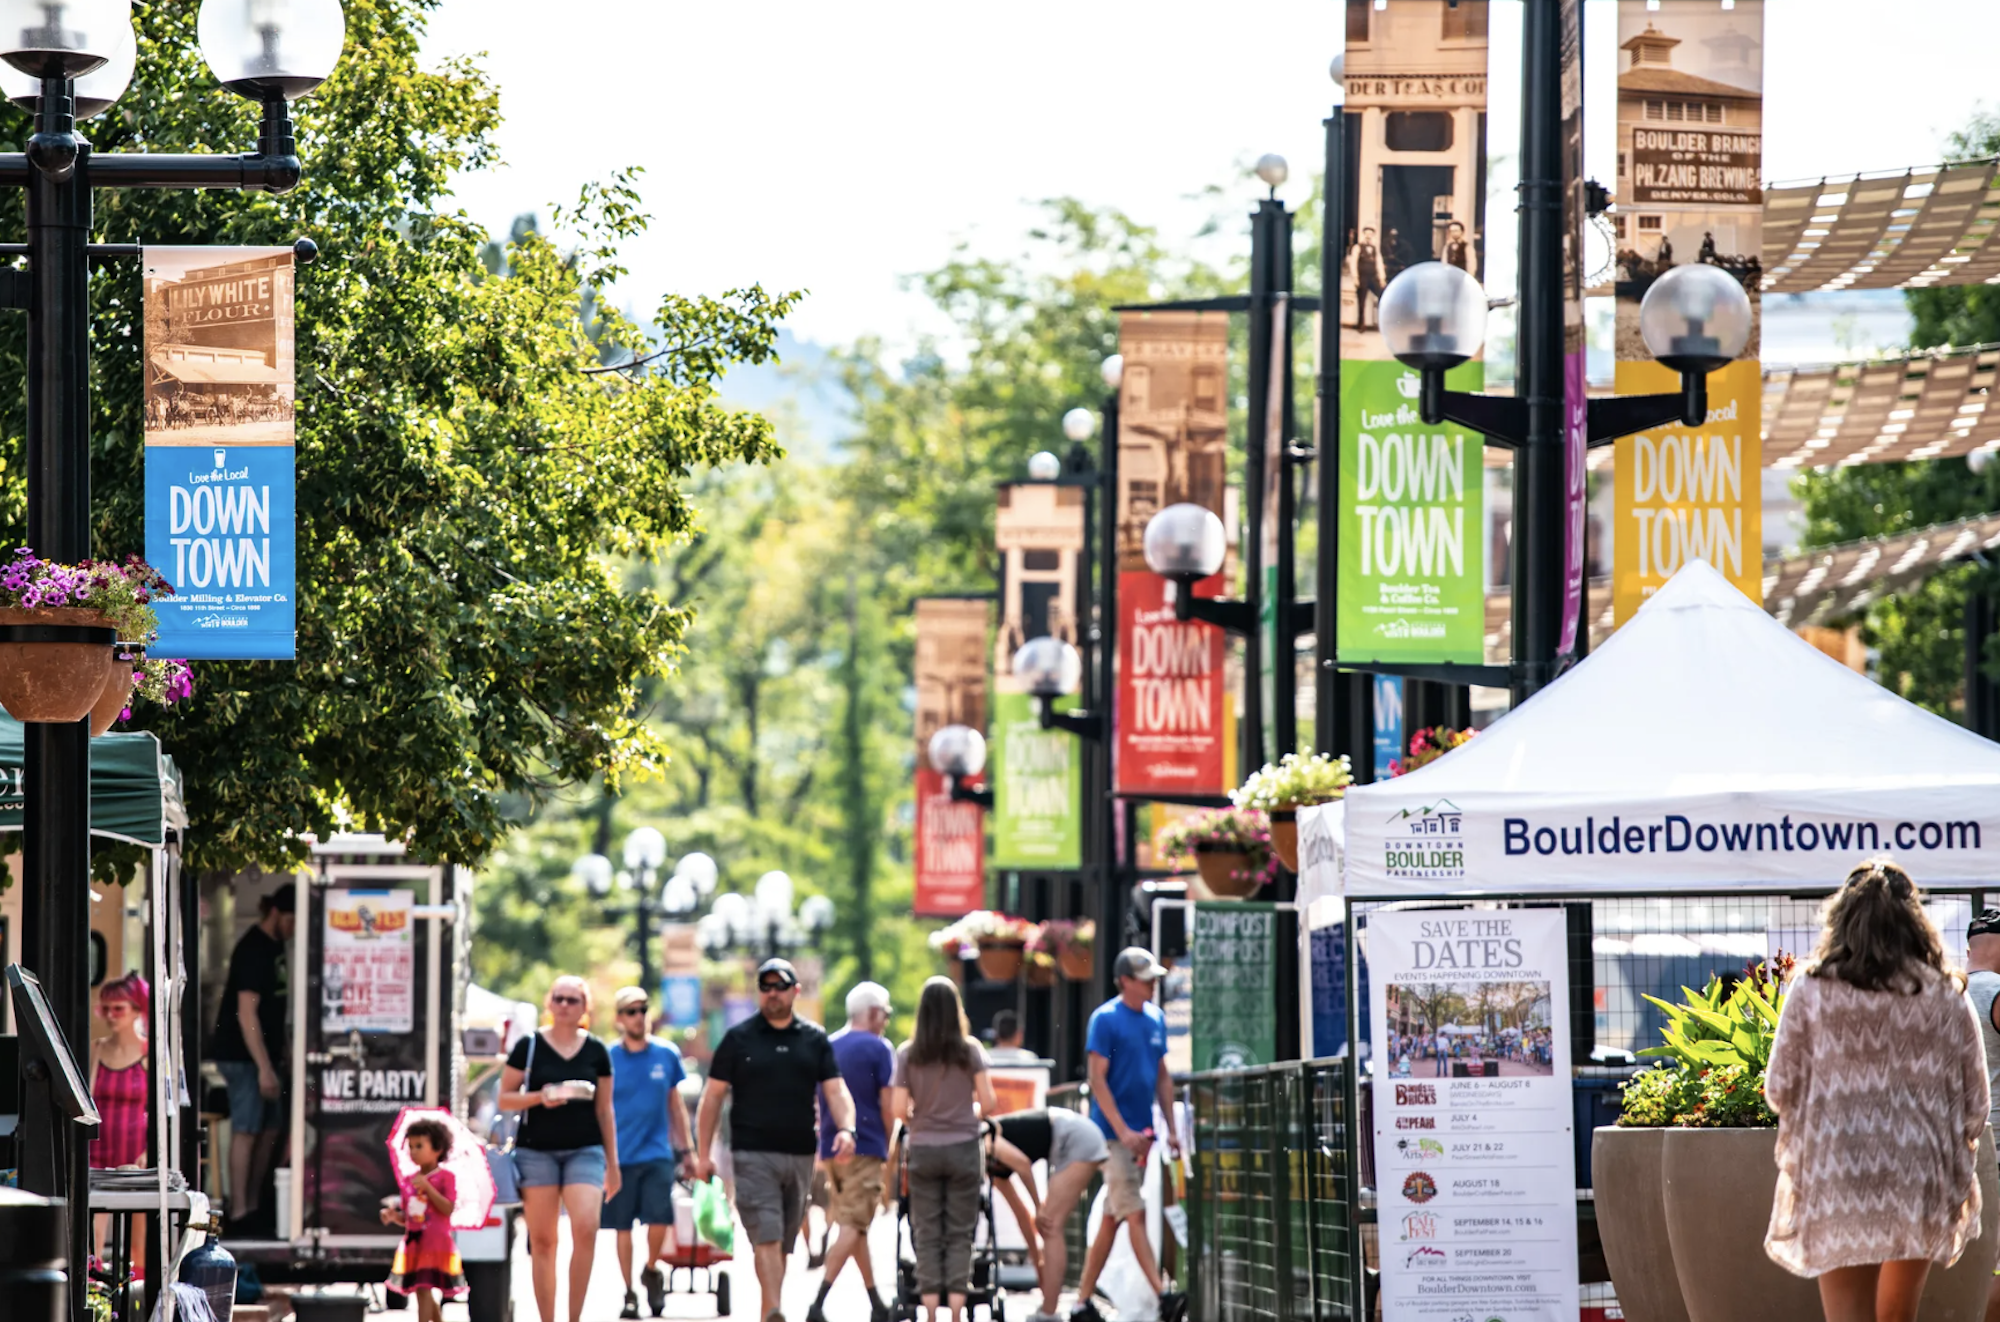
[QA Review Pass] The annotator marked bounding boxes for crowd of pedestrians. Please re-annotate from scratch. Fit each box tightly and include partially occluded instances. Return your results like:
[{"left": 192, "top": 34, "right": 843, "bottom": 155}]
[{"left": 491, "top": 946, "right": 1186, "bottom": 1322}]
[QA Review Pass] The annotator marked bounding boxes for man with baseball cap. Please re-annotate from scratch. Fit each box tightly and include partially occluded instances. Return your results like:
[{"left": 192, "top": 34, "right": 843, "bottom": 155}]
[
  {"left": 606, "top": 986, "right": 692, "bottom": 1318},
  {"left": 806, "top": 981, "right": 896, "bottom": 1322},
  {"left": 1071, "top": 947, "right": 1185, "bottom": 1322},
  {"left": 696, "top": 957, "right": 857, "bottom": 1322}
]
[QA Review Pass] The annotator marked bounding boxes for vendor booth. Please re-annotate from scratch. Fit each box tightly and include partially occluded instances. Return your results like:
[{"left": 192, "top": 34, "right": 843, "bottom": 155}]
[
  {"left": 0, "top": 716, "right": 193, "bottom": 1321},
  {"left": 1295, "top": 560, "right": 2000, "bottom": 1321}
]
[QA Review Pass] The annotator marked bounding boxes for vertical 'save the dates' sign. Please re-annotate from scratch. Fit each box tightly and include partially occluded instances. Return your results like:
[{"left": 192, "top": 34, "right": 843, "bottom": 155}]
[
  {"left": 914, "top": 597, "right": 989, "bottom": 917},
  {"left": 143, "top": 245, "right": 298, "bottom": 660}
]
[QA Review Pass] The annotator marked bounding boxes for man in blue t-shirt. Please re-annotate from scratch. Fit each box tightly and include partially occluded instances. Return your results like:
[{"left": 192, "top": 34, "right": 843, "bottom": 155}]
[
  {"left": 807, "top": 982, "right": 896, "bottom": 1322},
  {"left": 1070, "top": 948, "right": 1185, "bottom": 1322},
  {"left": 606, "top": 987, "right": 693, "bottom": 1319}
]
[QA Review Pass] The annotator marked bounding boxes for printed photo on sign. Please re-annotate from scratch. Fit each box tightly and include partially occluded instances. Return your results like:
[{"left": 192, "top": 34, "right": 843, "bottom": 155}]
[
  {"left": 1383, "top": 979, "right": 1555, "bottom": 1078},
  {"left": 144, "top": 247, "right": 296, "bottom": 447}
]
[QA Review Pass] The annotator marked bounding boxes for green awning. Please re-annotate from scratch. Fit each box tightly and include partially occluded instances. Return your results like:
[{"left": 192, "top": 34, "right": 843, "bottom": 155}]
[{"left": 0, "top": 717, "right": 188, "bottom": 848}]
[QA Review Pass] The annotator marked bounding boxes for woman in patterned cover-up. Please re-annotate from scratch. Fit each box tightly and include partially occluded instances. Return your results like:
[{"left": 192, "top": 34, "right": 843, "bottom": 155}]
[
  {"left": 384, "top": 1118, "right": 468, "bottom": 1320},
  {"left": 1765, "top": 859, "right": 1990, "bottom": 1322}
]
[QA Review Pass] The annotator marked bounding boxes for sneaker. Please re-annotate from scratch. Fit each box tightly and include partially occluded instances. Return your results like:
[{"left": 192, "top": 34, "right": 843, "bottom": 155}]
[
  {"left": 1070, "top": 1303, "right": 1105, "bottom": 1322},
  {"left": 1159, "top": 1290, "right": 1189, "bottom": 1322},
  {"left": 870, "top": 1298, "right": 891, "bottom": 1322},
  {"left": 620, "top": 1291, "right": 640, "bottom": 1320},
  {"left": 807, "top": 1247, "right": 826, "bottom": 1270},
  {"left": 641, "top": 1266, "right": 666, "bottom": 1317}
]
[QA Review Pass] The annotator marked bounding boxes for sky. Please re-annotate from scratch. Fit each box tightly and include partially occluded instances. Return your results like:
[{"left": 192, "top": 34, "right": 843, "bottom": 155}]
[{"left": 420, "top": 0, "right": 1990, "bottom": 366}]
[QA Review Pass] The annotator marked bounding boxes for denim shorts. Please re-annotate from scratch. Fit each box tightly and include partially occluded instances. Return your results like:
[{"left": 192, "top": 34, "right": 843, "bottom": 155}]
[
  {"left": 216, "top": 1060, "right": 284, "bottom": 1135},
  {"left": 515, "top": 1145, "right": 607, "bottom": 1190}
]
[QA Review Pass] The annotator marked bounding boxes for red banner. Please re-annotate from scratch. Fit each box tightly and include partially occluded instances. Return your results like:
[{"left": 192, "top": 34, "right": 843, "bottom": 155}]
[
  {"left": 1115, "top": 571, "right": 1228, "bottom": 796},
  {"left": 914, "top": 765, "right": 987, "bottom": 917}
]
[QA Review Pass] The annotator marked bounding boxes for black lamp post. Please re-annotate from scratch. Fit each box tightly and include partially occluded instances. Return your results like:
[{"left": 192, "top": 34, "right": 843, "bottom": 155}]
[{"left": 1, "top": 2, "right": 344, "bottom": 1302}]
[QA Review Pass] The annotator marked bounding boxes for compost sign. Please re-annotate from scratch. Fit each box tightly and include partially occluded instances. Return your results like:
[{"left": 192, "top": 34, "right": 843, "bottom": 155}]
[
  {"left": 1190, "top": 903, "right": 1279, "bottom": 1071},
  {"left": 1370, "top": 908, "right": 1577, "bottom": 1322}
]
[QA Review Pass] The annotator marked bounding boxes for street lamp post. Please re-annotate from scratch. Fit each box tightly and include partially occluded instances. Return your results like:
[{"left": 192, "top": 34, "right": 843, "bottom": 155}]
[
  {"left": 695, "top": 871, "right": 836, "bottom": 964},
  {"left": 1, "top": 2, "right": 344, "bottom": 1296}
]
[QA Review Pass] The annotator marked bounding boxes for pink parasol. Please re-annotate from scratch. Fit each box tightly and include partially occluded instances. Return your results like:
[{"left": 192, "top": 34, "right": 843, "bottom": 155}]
[{"left": 386, "top": 1106, "right": 497, "bottom": 1230}]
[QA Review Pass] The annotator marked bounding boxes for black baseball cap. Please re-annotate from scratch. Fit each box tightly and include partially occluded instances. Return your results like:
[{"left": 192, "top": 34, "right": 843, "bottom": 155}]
[
  {"left": 756, "top": 957, "right": 799, "bottom": 989},
  {"left": 1970, "top": 910, "right": 2000, "bottom": 940},
  {"left": 259, "top": 888, "right": 296, "bottom": 915}
]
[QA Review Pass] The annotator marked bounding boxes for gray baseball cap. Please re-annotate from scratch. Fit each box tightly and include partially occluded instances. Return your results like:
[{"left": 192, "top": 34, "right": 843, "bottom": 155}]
[{"left": 1113, "top": 946, "right": 1168, "bottom": 982}]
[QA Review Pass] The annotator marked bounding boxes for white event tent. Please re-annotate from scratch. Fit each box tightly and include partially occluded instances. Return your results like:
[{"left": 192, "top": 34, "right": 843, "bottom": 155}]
[{"left": 1336, "top": 559, "right": 2000, "bottom": 898}]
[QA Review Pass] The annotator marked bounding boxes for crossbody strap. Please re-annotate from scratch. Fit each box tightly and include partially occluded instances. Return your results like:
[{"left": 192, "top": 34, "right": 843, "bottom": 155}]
[{"left": 507, "top": 1031, "right": 540, "bottom": 1152}]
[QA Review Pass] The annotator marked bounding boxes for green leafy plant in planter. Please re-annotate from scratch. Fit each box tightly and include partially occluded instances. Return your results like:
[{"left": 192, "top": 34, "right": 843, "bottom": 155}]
[
  {"left": 1232, "top": 752, "right": 1352, "bottom": 870},
  {"left": 1617, "top": 953, "right": 1794, "bottom": 1127}
]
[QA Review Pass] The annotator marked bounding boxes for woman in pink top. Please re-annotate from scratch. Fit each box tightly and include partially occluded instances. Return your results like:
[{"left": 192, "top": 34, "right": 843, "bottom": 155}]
[
  {"left": 1765, "top": 860, "right": 1989, "bottom": 1322},
  {"left": 90, "top": 973, "right": 152, "bottom": 1266}
]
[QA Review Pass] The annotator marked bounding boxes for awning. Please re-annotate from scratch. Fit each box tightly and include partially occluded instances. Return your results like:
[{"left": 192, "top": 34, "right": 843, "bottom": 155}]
[
  {"left": 1763, "top": 342, "right": 2000, "bottom": 468},
  {"left": 1761, "top": 156, "right": 2000, "bottom": 293},
  {"left": 150, "top": 355, "right": 283, "bottom": 386},
  {"left": 0, "top": 717, "right": 188, "bottom": 847}
]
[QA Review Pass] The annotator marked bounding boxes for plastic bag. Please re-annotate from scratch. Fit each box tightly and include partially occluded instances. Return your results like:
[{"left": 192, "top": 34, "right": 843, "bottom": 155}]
[{"left": 693, "top": 1177, "right": 735, "bottom": 1254}]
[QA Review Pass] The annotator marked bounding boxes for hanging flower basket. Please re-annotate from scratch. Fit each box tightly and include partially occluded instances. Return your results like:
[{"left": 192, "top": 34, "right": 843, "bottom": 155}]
[
  {"left": 976, "top": 939, "right": 1026, "bottom": 982},
  {"left": 0, "top": 607, "right": 119, "bottom": 723},
  {"left": 1033, "top": 918, "right": 1096, "bottom": 981},
  {"left": 1268, "top": 809, "right": 1300, "bottom": 871},
  {"left": 1195, "top": 844, "right": 1264, "bottom": 898},
  {"left": 88, "top": 651, "right": 139, "bottom": 737},
  {"left": 1025, "top": 951, "right": 1057, "bottom": 989}
]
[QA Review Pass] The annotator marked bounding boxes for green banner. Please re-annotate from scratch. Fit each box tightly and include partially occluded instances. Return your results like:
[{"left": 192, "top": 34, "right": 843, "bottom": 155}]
[
  {"left": 1337, "top": 359, "right": 1486, "bottom": 663},
  {"left": 990, "top": 691, "right": 1081, "bottom": 869},
  {"left": 1191, "top": 902, "right": 1279, "bottom": 1071}
]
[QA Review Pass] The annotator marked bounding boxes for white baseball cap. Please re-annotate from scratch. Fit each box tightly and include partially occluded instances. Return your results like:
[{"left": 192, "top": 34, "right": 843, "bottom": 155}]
[{"left": 847, "top": 981, "right": 892, "bottom": 1018}]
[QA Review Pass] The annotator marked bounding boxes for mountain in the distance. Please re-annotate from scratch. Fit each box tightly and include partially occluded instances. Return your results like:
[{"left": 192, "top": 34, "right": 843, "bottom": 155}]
[{"left": 716, "top": 328, "right": 854, "bottom": 462}]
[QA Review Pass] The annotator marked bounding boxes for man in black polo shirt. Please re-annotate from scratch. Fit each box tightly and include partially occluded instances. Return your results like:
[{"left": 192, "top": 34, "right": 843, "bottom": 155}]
[{"left": 695, "top": 958, "right": 857, "bottom": 1322}]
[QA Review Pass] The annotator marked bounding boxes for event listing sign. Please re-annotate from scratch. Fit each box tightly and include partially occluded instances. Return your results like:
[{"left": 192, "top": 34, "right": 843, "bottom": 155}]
[
  {"left": 1370, "top": 907, "right": 1578, "bottom": 1322},
  {"left": 322, "top": 888, "right": 415, "bottom": 1034},
  {"left": 143, "top": 246, "right": 298, "bottom": 660}
]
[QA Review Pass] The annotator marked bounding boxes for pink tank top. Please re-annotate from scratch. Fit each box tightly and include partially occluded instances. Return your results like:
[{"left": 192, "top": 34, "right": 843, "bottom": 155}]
[{"left": 91, "top": 1058, "right": 150, "bottom": 1169}]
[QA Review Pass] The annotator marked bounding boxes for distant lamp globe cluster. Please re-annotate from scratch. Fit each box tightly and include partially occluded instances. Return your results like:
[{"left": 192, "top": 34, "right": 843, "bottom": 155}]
[{"left": 0, "top": 0, "right": 345, "bottom": 106}]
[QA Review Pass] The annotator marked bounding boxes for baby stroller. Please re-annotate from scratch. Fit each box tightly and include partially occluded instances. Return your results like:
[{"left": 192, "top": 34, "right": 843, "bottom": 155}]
[{"left": 891, "top": 1142, "right": 1025, "bottom": 1322}]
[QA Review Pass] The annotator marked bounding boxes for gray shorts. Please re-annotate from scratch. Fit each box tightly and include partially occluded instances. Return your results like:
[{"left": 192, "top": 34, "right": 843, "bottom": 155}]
[
  {"left": 1048, "top": 1110, "right": 1110, "bottom": 1175},
  {"left": 734, "top": 1149, "right": 815, "bottom": 1250}
]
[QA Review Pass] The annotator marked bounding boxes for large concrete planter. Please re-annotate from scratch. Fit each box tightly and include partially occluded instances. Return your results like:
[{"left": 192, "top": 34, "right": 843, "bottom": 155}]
[
  {"left": 1592, "top": 1127, "right": 1689, "bottom": 1322},
  {"left": 1659, "top": 1127, "right": 2000, "bottom": 1322},
  {"left": 1661, "top": 1128, "right": 1820, "bottom": 1322}
]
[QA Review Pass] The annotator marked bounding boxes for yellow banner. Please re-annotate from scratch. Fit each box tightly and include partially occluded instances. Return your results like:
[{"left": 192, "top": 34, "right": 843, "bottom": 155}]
[{"left": 1611, "top": 359, "right": 1762, "bottom": 619}]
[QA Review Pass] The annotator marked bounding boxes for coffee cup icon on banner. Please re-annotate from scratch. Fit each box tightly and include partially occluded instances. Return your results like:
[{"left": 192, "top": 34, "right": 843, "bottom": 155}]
[
  {"left": 214, "top": 448, "right": 226, "bottom": 470},
  {"left": 1396, "top": 372, "right": 1421, "bottom": 400}
]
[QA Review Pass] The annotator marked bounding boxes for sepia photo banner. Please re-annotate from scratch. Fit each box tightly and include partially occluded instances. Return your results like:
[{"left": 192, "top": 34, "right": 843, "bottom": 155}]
[
  {"left": 1337, "top": 0, "right": 1488, "bottom": 664},
  {"left": 1113, "top": 311, "right": 1233, "bottom": 796},
  {"left": 142, "top": 245, "right": 298, "bottom": 659},
  {"left": 991, "top": 482, "right": 1084, "bottom": 869},
  {"left": 914, "top": 597, "right": 990, "bottom": 917},
  {"left": 1612, "top": 0, "right": 1765, "bottom": 622}
]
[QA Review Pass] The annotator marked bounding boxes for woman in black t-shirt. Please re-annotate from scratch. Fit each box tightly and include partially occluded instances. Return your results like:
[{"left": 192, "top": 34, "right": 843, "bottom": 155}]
[{"left": 499, "top": 976, "right": 619, "bottom": 1322}]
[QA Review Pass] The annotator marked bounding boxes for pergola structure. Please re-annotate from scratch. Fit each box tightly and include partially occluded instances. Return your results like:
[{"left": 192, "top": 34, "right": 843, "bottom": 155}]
[{"left": 1762, "top": 156, "right": 2000, "bottom": 293}]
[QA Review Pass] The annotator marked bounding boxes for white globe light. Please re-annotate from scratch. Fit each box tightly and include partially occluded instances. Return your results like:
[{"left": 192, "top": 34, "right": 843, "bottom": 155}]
[
  {"left": 1638, "top": 264, "right": 1752, "bottom": 374},
  {"left": 696, "top": 913, "right": 729, "bottom": 953},
  {"left": 661, "top": 873, "right": 698, "bottom": 917},
  {"left": 1255, "top": 153, "right": 1289, "bottom": 190},
  {"left": 711, "top": 890, "right": 751, "bottom": 939},
  {"left": 1379, "top": 262, "right": 1488, "bottom": 369},
  {"left": 928, "top": 724, "right": 988, "bottom": 779},
  {"left": 1012, "top": 636, "right": 1082, "bottom": 699},
  {"left": 1101, "top": 354, "right": 1124, "bottom": 392},
  {"left": 1027, "top": 450, "right": 1062, "bottom": 482},
  {"left": 755, "top": 870, "right": 795, "bottom": 922},
  {"left": 675, "top": 851, "right": 719, "bottom": 896},
  {"left": 799, "top": 894, "right": 836, "bottom": 934},
  {"left": 1330, "top": 53, "right": 1345, "bottom": 87},
  {"left": 0, "top": 8, "right": 131, "bottom": 116},
  {"left": 572, "top": 852, "right": 614, "bottom": 898},
  {"left": 1970, "top": 448, "right": 1996, "bottom": 476},
  {"left": 1062, "top": 407, "right": 1097, "bottom": 443},
  {"left": 199, "top": 0, "right": 347, "bottom": 100},
  {"left": 623, "top": 825, "right": 667, "bottom": 872},
  {"left": 1143, "top": 503, "right": 1228, "bottom": 580},
  {"left": 0, "top": 0, "right": 128, "bottom": 78}
]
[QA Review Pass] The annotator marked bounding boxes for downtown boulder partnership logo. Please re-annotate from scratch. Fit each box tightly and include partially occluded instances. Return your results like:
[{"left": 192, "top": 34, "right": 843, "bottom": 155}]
[{"left": 1384, "top": 799, "right": 1467, "bottom": 882}]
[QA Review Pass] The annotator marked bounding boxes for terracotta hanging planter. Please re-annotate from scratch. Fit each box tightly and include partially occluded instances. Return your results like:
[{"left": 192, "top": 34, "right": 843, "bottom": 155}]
[
  {"left": 976, "top": 939, "right": 1025, "bottom": 982},
  {"left": 1058, "top": 943, "right": 1095, "bottom": 981},
  {"left": 1269, "top": 810, "right": 1299, "bottom": 871},
  {"left": 0, "top": 607, "right": 119, "bottom": 724},
  {"left": 89, "top": 651, "right": 141, "bottom": 738},
  {"left": 1195, "top": 845, "right": 1263, "bottom": 898},
  {"left": 1025, "top": 956, "right": 1056, "bottom": 989}
]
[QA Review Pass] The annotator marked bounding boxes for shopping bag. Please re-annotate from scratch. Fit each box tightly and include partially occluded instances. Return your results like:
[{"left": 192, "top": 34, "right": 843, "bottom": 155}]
[{"left": 692, "top": 1177, "right": 735, "bottom": 1254}]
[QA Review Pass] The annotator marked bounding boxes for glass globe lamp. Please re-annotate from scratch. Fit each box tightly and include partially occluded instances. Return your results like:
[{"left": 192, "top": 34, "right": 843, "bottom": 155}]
[
  {"left": 622, "top": 825, "right": 667, "bottom": 872},
  {"left": 0, "top": 5, "right": 131, "bottom": 116},
  {"left": 1638, "top": 264, "right": 1752, "bottom": 375},
  {"left": 199, "top": 0, "right": 346, "bottom": 99},
  {"left": 674, "top": 851, "right": 719, "bottom": 896},
  {"left": 1143, "top": 503, "right": 1227, "bottom": 581},
  {"left": 1062, "top": 408, "right": 1096, "bottom": 443},
  {"left": 0, "top": 0, "right": 128, "bottom": 78},
  {"left": 1027, "top": 450, "right": 1061, "bottom": 482},
  {"left": 928, "top": 724, "right": 987, "bottom": 779},
  {"left": 572, "top": 852, "right": 614, "bottom": 899},
  {"left": 1379, "top": 262, "right": 1488, "bottom": 370},
  {"left": 1012, "top": 636, "right": 1082, "bottom": 700}
]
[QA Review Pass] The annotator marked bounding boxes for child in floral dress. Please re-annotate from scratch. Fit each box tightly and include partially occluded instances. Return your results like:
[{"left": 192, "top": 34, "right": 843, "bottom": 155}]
[{"left": 382, "top": 1118, "right": 467, "bottom": 1320}]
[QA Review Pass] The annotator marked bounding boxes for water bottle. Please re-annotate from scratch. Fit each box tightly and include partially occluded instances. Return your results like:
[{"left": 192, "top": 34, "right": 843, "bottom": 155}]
[{"left": 180, "top": 1216, "right": 237, "bottom": 1322}]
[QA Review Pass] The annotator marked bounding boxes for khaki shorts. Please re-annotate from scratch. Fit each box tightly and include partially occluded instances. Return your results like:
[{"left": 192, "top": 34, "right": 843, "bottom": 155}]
[
  {"left": 824, "top": 1155, "right": 886, "bottom": 1229},
  {"left": 1103, "top": 1140, "right": 1146, "bottom": 1221}
]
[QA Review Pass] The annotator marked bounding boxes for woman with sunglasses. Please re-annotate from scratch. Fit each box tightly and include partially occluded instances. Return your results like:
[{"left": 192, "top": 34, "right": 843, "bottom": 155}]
[
  {"left": 91, "top": 973, "right": 153, "bottom": 1265},
  {"left": 500, "top": 976, "right": 620, "bottom": 1322}
]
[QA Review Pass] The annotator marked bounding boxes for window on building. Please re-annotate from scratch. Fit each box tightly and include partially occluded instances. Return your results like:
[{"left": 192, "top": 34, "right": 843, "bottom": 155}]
[
  {"left": 1441, "top": 1, "right": 1488, "bottom": 40},
  {"left": 1612, "top": 214, "right": 1628, "bottom": 239},
  {"left": 1705, "top": 103, "right": 1724, "bottom": 123},
  {"left": 1637, "top": 215, "right": 1662, "bottom": 232},
  {"left": 1022, "top": 550, "right": 1060, "bottom": 572},
  {"left": 1346, "top": 0, "right": 1370, "bottom": 43},
  {"left": 1618, "top": 151, "right": 1627, "bottom": 178},
  {"left": 1386, "top": 111, "right": 1454, "bottom": 153},
  {"left": 1665, "top": 101, "right": 1685, "bottom": 121},
  {"left": 1644, "top": 99, "right": 1664, "bottom": 121}
]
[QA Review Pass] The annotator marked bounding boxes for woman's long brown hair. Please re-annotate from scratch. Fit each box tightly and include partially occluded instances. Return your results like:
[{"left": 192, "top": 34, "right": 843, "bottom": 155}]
[
  {"left": 908, "top": 976, "right": 979, "bottom": 1071},
  {"left": 1809, "top": 859, "right": 1961, "bottom": 993}
]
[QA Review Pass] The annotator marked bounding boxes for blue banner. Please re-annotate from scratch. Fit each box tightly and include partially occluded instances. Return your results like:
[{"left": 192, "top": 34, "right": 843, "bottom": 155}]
[
  {"left": 1372, "top": 674, "right": 1405, "bottom": 780},
  {"left": 145, "top": 443, "right": 296, "bottom": 658},
  {"left": 662, "top": 976, "right": 703, "bottom": 1029}
]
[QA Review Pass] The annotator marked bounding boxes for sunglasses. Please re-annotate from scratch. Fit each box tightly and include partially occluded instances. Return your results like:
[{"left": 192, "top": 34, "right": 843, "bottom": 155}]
[
  {"left": 618, "top": 1005, "right": 649, "bottom": 1016},
  {"left": 758, "top": 980, "right": 793, "bottom": 993},
  {"left": 100, "top": 1003, "right": 134, "bottom": 1015},
  {"left": 550, "top": 994, "right": 584, "bottom": 1007}
]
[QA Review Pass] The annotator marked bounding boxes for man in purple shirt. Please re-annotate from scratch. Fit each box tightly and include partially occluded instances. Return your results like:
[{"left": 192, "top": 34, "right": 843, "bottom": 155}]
[{"left": 808, "top": 982, "right": 896, "bottom": 1322}]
